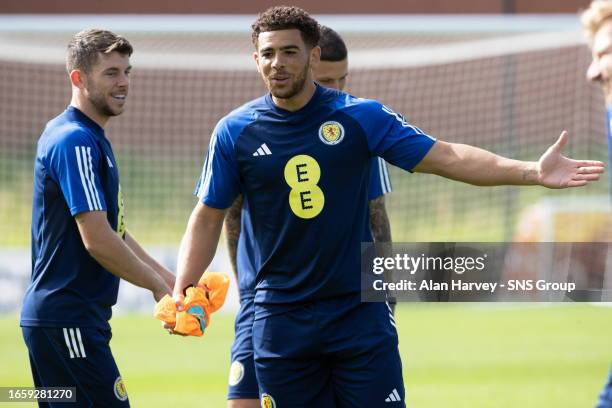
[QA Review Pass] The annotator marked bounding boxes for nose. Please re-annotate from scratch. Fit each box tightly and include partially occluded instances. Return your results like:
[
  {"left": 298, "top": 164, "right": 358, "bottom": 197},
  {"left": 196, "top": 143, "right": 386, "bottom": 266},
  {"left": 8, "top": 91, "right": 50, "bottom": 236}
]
[
  {"left": 117, "top": 72, "right": 129, "bottom": 88},
  {"left": 587, "top": 60, "right": 601, "bottom": 82},
  {"left": 271, "top": 54, "right": 284, "bottom": 70}
]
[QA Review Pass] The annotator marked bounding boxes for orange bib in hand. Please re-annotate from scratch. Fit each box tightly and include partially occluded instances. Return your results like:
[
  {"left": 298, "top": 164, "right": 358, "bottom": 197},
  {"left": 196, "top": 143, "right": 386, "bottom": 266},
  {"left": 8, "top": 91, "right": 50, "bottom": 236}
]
[{"left": 154, "top": 272, "right": 230, "bottom": 336}]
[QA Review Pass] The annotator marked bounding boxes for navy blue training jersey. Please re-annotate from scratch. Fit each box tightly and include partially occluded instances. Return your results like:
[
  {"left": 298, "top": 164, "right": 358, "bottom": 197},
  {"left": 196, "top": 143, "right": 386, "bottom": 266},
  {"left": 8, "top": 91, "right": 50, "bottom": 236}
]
[
  {"left": 201, "top": 156, "right": 392, "bottom": 297},
  {"left": 196, "top": 85, "right": 435, "bottom": 304},
  {"left": 21, "top": 106, "right": 126, "bottom": 329}
]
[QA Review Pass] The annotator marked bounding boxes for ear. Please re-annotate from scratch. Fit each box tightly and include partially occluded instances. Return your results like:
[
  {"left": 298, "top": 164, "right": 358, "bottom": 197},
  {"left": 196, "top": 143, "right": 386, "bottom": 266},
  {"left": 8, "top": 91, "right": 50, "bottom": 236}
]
[
  {"left": 253, "top": 51, "right": 261, "bottom": 73},
  {"left": 69, "top": 69, "right": 85, "bottom": 88},
  {"left": 310, "top": 45, "right": 321, "bottom": 69}
]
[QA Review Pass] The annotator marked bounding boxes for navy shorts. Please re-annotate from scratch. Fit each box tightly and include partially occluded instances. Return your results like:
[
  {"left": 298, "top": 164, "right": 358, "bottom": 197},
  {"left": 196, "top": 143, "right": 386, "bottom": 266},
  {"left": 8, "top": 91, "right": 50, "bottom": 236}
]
[
  {"left": 22, "top": 326, "right": 130, "bottom": 408},
  {"left": 597, "top": 368, "right": 612, "bottom": 408},
  {"left": 227, "top": 294, "right": 259, "bottom": 400},
  {"left": 253, "top": 295, "right": 404, "bottom": 408}
]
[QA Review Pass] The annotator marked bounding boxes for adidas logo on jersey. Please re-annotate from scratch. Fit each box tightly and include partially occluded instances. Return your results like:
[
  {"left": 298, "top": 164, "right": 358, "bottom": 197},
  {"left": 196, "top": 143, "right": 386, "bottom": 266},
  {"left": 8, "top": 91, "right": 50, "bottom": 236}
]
[
  {"left": 385, "top": 388, "right": 401, "bottom": 403},
  {"left": 107, "top": 156, "right": 114, "bottom": 168},
  {"left": 253, "top": 143, "right": 272, "bottom": 157}
]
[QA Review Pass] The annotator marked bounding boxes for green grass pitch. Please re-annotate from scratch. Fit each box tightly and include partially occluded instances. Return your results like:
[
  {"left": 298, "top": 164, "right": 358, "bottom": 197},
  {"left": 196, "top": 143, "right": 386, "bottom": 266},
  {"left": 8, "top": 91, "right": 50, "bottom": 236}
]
[{"left": 1, "top": 304, "right": 610, "bottom": 407}]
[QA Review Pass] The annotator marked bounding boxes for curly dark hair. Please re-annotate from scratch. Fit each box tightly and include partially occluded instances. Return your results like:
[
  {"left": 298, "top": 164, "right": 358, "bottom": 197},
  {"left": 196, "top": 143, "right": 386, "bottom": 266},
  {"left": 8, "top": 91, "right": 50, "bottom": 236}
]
[{"left": 251, "top": 6, "right": 320, "bottom": 49}]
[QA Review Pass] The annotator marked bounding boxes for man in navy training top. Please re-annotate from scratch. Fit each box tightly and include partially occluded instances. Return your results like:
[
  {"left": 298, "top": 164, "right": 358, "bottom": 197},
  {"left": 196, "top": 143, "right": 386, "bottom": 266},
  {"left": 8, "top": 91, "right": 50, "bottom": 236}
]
[
  {"left": 581, "top": 1, "right": 612, "bottom": 407},
  {"left": 21, "top": 29, "right": 174, "bottom": 407},
  {"left": 173, "top": 6, "right": 604, "bottom": 407},
  {"left": 222, "top": 25, "right": 394, "bottom": 408}
]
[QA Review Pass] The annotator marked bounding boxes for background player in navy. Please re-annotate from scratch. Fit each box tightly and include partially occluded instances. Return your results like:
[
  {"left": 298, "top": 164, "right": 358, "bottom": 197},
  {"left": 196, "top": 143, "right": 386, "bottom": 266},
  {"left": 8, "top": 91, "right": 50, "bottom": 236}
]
[
  {"left": 21, "top": 29, "right": 174, "bottom": 407},
  {"left": 581, "top": 2, "right": 612, "bottom": 407},
  {"left": 173, "top": 7, "right": 604, "bottom": 407},
  {"left": 222, "top": 25, "right": 394, "bottom": 408}
]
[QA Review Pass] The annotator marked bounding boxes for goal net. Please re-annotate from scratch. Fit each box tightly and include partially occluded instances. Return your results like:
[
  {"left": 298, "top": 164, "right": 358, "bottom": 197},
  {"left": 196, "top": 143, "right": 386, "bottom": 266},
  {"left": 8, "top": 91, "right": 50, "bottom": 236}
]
[{"left": 0, "top": 15, "right": 608, "bottom": 246}]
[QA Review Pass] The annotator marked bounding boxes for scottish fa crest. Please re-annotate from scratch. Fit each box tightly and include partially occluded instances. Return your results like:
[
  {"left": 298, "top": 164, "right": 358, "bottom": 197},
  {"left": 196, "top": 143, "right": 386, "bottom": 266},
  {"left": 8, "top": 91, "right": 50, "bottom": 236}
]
[
  {"left": 261, "top": 393, "right": 276, "bottom": 408},
  {"left": 318, "top": 121, "right": 345, "bottom": 145},
  {"left": 113, "top": 376, "right": 128, "bottom": 401}
]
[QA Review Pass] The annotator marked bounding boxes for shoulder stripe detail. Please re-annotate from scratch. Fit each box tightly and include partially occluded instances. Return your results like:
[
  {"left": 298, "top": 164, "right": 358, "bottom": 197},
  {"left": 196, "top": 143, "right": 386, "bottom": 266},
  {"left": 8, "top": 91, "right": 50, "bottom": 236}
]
[
  {"left": 380, "top": 104, "right": 434, "bottom": 140},
  {"left": 75, "top": 328, "right": 87, "bottom": 358},
  {"left": 78, "top": 146, "right": 100, "bottom": 210},
  {"left": 62, "top": 328, "right": 75, "bottom": 359},
  {"left": 199, "top": 133, "right": 218, "bottom": 199},
  {"left": 382, "top": 160, "right": 392, "bottom": 193},
  {"left": 378, "top": 158, "right": 385, "bottom": 194},
  {"left": 378, "top": 158, "right": 392, "bottom": 194},
  {"left": 69, "top": 328, "right": 81, "bottom": 358},
  {"left": 85, "top": 147, "right": 103, "bottom": 210},
  {"left": 75, "top": 146, "right": 94, "bottom": 211}
]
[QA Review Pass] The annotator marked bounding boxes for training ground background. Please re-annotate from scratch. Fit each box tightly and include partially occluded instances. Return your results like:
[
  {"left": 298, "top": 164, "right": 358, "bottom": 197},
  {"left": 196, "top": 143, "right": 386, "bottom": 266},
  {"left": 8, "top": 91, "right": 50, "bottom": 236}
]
[{"left": 1, "top": 304, "right": 611, "bottom": 407}]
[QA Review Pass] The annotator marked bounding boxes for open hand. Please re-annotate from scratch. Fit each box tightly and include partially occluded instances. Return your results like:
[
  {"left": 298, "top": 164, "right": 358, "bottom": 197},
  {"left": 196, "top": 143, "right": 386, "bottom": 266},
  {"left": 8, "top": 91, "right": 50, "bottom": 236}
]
[{"left": 537, "top": 131, "right": 605, "bottom": 188}]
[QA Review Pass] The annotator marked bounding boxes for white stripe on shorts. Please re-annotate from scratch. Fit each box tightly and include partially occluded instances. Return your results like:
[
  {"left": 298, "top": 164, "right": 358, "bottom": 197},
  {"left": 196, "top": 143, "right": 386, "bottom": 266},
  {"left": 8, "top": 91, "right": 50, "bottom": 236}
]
[
  {"left": 69, "top": 328, "right": 81, "bottom": 358},
  {"left": 62, "top": 328, "right": 75, "bottom": 359},
  {"left": 75, "top": 328, "right": 86, "bottom": 358}
]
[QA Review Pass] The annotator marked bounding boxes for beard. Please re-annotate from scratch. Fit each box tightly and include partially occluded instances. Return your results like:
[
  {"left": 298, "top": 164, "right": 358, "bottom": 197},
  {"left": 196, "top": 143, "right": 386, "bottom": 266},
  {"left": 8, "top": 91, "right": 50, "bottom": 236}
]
[
  {"left": 84, "top": 80, "right": 122, "bottom": 118},
  {"left": 268, "top": 60, "right": 310, "bottom": 100}
]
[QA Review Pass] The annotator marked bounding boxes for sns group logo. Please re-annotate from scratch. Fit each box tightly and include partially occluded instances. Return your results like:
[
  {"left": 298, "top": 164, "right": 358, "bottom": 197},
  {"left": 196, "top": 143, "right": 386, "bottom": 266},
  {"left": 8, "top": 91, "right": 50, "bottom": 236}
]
[{"left": 318, "top": 121, "right": 345, "bottom": 145}]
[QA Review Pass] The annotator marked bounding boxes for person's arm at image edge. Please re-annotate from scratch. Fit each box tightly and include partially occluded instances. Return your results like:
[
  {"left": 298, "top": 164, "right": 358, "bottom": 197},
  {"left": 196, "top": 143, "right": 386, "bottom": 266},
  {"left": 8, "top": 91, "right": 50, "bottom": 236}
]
[
  {"left": 369, "top": 195, "right": 395, "bottom": 315},
  {"left": 225, "top": 195, "right": 243, "bottom": 292}
]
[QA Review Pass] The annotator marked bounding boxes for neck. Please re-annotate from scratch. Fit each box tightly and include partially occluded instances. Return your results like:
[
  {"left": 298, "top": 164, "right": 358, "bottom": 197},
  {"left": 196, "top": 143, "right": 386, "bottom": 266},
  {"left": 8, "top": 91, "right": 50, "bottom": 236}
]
[
  {"left": 272, "top": 80, "right": 317, "bottom": 112},
  {"left": 70, "top": 94, "right": 108, "bottom": 128}
]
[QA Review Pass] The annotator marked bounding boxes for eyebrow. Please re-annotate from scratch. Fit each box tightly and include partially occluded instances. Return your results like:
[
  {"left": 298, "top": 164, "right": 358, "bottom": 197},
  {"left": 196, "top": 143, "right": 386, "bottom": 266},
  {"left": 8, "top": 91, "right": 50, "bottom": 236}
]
[
  {"left": 260, "top": 45, "right": 300, "bottom": 53},
  {"left": 103, "top": 66, "right": 132, "bottom": 72}
]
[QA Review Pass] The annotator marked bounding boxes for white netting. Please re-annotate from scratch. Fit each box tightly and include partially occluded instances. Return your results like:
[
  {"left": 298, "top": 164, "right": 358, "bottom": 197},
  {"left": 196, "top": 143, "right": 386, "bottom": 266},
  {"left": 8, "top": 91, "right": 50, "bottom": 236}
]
[{"left": 0, "top": 15, "right": 607, "bottom": 245}]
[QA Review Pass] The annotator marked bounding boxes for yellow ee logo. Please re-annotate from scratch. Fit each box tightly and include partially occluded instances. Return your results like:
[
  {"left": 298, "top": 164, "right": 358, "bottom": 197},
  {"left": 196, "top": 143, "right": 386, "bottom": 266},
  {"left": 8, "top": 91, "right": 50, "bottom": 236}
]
[{"left": 284, "top": 155, "right": 324, "bottom": 219}]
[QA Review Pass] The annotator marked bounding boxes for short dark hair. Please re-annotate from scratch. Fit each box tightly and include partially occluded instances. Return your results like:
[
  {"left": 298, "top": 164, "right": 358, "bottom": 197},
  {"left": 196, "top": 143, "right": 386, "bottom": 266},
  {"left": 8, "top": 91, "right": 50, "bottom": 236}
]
[
  {"left": 66, "top": 28, "right": 133, "bottom": 74},
  {"left": 251, "top": 6, "right": 320, "bottom": 49},
  {"left": 319, "top": 25, "right": 347, "bottom": 62}
]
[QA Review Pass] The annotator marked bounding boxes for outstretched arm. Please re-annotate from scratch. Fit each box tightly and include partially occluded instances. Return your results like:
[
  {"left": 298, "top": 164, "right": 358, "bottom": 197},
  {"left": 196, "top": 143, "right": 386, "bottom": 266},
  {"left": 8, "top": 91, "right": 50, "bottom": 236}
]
[
  {"left": 414, "top": 131, "right": 604, "bottom": 188},
  {"left": 173, "top": 202, "right": 226, "bottom": 303}
]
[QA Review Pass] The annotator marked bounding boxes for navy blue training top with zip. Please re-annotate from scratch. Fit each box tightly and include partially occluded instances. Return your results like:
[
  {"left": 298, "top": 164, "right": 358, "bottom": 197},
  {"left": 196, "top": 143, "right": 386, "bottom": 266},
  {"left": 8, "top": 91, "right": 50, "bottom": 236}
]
[
  {"left": 21, "top": 106, "right": 126, "bottom": 330},
  {"left": 196, "top": 85, "right": 435, "bottom": 305}
]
